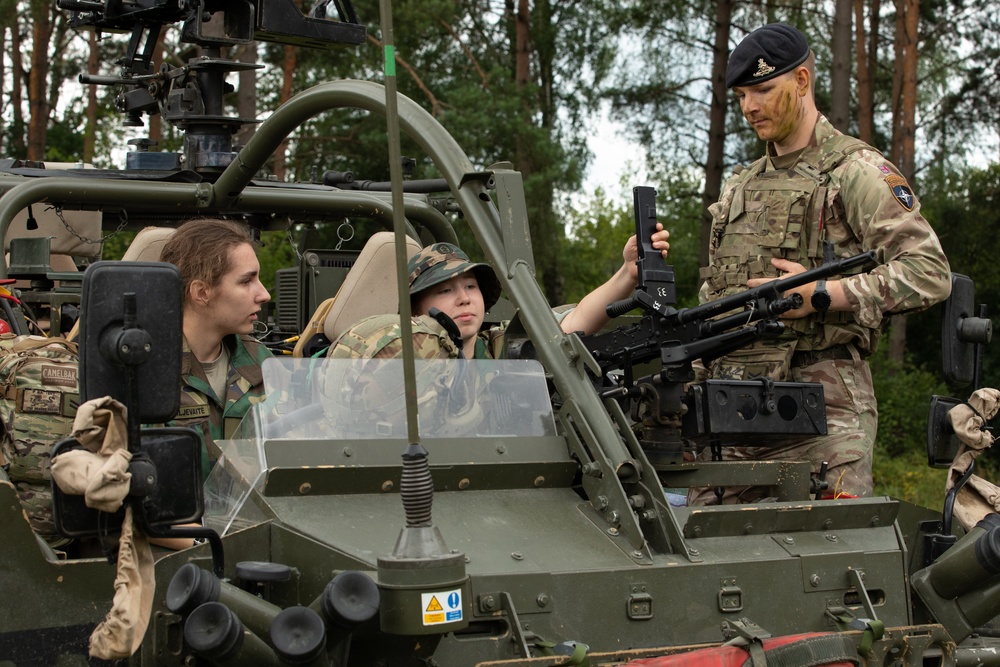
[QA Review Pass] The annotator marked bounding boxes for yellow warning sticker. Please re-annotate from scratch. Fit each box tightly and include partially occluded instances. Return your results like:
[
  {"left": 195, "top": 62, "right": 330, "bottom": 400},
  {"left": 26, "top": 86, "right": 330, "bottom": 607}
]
[{"left": 421, "top": 589, "right": 463, "bottom": 626}]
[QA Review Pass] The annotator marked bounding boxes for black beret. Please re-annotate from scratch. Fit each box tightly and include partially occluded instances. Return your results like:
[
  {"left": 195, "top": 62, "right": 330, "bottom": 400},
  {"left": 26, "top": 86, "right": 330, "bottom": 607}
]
[{"left": 726, "top": 23, "right": 810, "bottom": 89}]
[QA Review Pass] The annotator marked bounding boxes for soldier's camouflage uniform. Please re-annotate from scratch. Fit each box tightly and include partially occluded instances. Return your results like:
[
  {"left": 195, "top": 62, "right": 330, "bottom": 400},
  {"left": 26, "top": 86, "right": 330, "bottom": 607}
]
[
  {"left": 691, "top": 114, "right": 951, "bottom": 504},
  {"left": 0, "top": 335, "right": 78, "bottom": 547},
  {"left": 329, "top": 313, "right": 461, "bottom": 360},
  {"left": 328, "top": 314, "right": 489, "bottom": 436},
  {"left": 167, "top": 334, "right": 270, "bottom": 478}
]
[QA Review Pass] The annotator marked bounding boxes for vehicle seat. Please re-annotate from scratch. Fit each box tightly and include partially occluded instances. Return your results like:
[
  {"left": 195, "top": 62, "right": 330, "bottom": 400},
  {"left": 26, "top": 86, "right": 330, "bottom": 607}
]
[
  {"left": 293, "top": 232, "right": 421, "bottom": 356},
  {"left": 66, "top": 226, "right": 176, "bottom": 341},
  {"left": 120, "top": 226, "right": 176, "bottom": 262}
]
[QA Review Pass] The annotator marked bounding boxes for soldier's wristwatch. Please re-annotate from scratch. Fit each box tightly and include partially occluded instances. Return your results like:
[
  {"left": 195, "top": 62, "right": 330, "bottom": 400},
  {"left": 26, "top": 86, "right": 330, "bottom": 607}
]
[{"left": 810, "top": 279, "right": 832, "bottom": 312}]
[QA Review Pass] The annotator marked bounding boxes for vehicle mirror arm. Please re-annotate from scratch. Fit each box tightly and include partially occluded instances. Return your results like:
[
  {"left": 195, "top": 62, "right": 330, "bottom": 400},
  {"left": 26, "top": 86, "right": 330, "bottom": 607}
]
[{"left": 144, "top": 523, "right": 225, "bottom": 579}]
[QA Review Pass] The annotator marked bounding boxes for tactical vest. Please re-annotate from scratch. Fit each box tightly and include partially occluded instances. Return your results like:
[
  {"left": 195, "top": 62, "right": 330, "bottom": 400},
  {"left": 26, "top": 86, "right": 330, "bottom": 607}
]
[
  {"left": 701, "top": 136, "right": 870, "bottom": 380},
  {"left": 0, "top": 335, "right": 78, "bottom": 547}
]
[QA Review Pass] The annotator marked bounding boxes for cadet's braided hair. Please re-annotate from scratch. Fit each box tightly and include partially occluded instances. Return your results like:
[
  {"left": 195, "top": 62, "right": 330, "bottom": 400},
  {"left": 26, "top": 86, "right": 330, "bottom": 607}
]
[{"left": 160, "top": 218, "right": 259, "bottom": 302}]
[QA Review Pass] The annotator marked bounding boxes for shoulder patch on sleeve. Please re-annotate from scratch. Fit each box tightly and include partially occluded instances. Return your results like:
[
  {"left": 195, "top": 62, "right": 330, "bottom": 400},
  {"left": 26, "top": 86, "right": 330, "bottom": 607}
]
[{"left": 885, "top": 174, "right": 916, "bottom": 211}]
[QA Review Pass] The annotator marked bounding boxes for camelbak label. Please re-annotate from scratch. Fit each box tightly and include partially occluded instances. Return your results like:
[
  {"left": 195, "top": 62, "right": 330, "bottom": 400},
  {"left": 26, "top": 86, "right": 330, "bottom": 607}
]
[
  {"left": 421, "top": 589, "right": 463, "bottom": 626},
  {"left": 41, "top": 365, "right": 77, "bottom": 387}
]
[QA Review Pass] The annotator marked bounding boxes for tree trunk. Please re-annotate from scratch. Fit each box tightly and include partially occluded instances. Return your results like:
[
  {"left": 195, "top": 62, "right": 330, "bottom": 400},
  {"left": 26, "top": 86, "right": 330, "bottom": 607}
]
[
  {"left": 887, "top": 0, "right": 919, "bottom": 364},
  {"left": 26, "top": 1, "right": 52, "bottom": 161},
  {"left": 149, "top": 26, "right": 166, "bottom": 145},
  {"left": 853, "top": 0, "right": 877, "bottom": 144},
  {"left": 702, "top": 0, "right": 732, "bottom": 270},
  {"left": 9, "top": 14, "right": 26, "bottom": 159},
  {"left": 0, "top": 23, "right": 6, "bottom": 151},
  {"left": 830, "top": 0, "right": 853, "bottom": 132},
  {"left": 83, "top": 30, "right": 98, "bottom": 163},
  {"left": 515, "top": 0, "right": 530, "bottom": 88},
  {"left": 272, "top": 44, "right": 297, "bottom": 182},
  {"left": 235, "top": 41, "right": 258, "bottom": 149}
]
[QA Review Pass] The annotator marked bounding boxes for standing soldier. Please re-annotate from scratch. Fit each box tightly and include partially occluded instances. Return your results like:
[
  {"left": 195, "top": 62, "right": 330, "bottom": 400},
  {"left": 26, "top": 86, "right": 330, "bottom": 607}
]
[{"left": 691, "top": 23, "right": 951, "bottom": 503}]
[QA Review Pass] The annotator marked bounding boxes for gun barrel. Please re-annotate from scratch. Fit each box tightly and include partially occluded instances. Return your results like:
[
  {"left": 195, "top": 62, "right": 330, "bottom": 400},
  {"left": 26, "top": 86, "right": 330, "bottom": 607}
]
[
  {"left": 79, "top": 74, "right": 135, "bottom": 86},
  {"left": 677, "top": 251, "right": 876, "bottom": 325}
]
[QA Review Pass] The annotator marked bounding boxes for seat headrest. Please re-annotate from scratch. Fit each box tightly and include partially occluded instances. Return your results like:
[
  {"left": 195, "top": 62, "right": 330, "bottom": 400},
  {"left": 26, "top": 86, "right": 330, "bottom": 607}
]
[
  {"left": 122, "top": 227, "right": 176, "bottom": 262},
  {"left": 323, "top": 232, "right": 422, "bottom": 342}
]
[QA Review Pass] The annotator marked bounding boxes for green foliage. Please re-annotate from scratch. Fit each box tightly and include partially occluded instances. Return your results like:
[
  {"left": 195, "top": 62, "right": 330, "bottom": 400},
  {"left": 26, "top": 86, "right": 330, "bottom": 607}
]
[
  {"left": 868, "top": 344, "right": 949, "bottom": 459},
  {"left": 560, "top": 166, "right": 703, "bottom": 306},
  {"left": 865, "top": 341, "right": 1000, "bottom": 510},
  {"left": 873, "top": 448, "right": 948, "bottom": 512},
  {"left": 257, "top": 231, "right": 299, "bottom": 296},
  {"left": 561, "top": 188, "right": 633, "bottom": 305},
  {"left": 918, "top": 163, "right": 1000, "bottom": 388}
]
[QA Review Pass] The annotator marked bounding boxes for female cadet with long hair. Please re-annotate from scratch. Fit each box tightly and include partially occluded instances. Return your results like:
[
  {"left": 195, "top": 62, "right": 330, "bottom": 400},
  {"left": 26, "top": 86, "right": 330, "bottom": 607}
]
[{"left": 159, "top": 218, "right": 272, "bottom": 476}]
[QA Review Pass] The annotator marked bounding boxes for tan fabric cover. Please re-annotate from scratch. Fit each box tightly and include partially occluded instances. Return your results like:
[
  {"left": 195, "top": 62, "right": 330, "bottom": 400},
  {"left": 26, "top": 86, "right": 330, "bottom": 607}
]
[
  {"left": 947, "top": 387, "right": 1000, "bottom": 531},
  {"left": 322, "top": 232, "right": 422, "bottom": 342},
  {"left": 4, "top": 208, "right": 102, "bottom": 258},
  {"left": 50, "top": 396, "right": 154, "bottom": 659}
]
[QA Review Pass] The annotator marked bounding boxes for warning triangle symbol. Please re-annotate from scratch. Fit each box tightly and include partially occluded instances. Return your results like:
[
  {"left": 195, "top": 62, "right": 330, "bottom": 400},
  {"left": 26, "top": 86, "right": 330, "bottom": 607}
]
[{"left": 426, "top": 596, "right": 443, "bottom": 612}]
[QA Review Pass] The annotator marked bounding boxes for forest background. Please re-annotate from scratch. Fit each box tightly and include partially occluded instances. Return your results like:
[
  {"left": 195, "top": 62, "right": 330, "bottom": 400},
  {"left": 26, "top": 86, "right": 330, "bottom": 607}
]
[{"left": 3, "top": 0, "right": 999, "bottom": 507}]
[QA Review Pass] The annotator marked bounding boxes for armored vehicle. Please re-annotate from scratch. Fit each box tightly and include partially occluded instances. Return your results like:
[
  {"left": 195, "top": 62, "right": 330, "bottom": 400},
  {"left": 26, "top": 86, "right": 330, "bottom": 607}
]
[{"left": 1, "top": 2, "right": 999, "bottom": 666}]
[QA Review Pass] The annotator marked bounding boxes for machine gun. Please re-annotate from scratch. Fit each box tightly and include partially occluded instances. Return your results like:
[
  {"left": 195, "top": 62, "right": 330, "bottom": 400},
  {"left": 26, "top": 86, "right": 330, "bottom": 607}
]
[
  {"left": 581, "top": 186, "right": 877, "bottom": 464},
  {"left": 59, "top": 0, "right": 364, "bottom": 173}
]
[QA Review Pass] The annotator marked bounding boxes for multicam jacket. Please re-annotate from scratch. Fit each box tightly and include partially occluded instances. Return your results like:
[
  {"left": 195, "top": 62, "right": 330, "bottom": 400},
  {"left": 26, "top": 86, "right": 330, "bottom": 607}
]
[
  {"left": 701, "top": 114, "right": 951, "bottom": 378},
  {"left": 329, "top": 314, "right": 461, "bottom": 360},
  {"left": 167, "top": 334, "right": 270, "bottom": 478}
]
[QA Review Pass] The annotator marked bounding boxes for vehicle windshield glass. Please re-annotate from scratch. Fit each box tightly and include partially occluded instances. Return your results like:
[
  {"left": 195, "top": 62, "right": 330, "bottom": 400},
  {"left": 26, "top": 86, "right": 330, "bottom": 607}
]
[
  {"left": 257, "top": 356, "right": 556, "bottom": 439},
  {"left": 204, "top": 357, "right": 556, "bottom": 535}
]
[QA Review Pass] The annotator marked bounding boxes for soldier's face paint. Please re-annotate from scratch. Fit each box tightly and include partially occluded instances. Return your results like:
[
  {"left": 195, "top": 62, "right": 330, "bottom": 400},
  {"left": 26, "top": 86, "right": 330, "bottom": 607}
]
[
  {"left": 205, "top": 242, "right": 271, "bottom": 335},
  {"left": 413, "top": 270, "right": 485, "bottom": 355},
  {"left": 734, "top": 72, "right": 804, "bottom": 146}
]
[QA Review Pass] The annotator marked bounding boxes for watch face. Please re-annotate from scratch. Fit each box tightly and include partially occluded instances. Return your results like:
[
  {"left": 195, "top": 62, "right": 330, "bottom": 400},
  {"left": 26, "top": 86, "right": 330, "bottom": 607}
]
[{"left": 811, "top": 289, "right": 832, "bottom": 311}]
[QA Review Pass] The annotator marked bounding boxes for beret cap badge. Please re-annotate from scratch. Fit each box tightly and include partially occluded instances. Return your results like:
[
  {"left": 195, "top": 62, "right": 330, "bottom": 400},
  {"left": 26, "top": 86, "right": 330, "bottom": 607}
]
[{"left": 753, "top": 59, "right": 776, "bottom": 78}]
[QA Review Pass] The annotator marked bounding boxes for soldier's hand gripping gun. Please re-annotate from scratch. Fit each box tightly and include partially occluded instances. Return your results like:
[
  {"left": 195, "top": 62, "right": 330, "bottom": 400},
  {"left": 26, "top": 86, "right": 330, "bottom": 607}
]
[{"left": 580, "top": 186, "right": 876, "bottom": 460}]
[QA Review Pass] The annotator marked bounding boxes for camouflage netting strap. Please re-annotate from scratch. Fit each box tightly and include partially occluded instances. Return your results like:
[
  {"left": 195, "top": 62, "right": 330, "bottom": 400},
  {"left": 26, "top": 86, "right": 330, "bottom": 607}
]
[
  {"left": 328, "top": 313, "right": 460, "bottom": 360},
  {"left": 0, "top": 334, "right": 79, "bottom": 546},
  {"left": 534, "top": 640, "right": 591, "bottom": 667},
  {"left": 947, "top": 387, "right": 1000, "bottom": 531},
  {"left": 738, "top": 633, "right": 861, "bottom": 667}
]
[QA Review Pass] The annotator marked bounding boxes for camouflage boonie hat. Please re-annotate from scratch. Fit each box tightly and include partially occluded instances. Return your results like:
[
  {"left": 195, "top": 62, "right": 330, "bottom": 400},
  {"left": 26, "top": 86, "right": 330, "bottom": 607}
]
[{"left": 407, "top": 243, "right": 502, "bottom": 311}]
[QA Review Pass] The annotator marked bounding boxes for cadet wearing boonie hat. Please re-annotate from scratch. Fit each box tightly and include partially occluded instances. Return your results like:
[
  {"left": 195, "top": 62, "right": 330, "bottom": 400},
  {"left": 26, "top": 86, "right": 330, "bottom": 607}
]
[
  {"left": 688, "top": 21, "right": 951, "bottom": 506},
  {"left": 332, "top": 228, "right": 671, "bottom": 361},
  {"left": 407, "top": 242, "right": 502, "bottom": 310}
]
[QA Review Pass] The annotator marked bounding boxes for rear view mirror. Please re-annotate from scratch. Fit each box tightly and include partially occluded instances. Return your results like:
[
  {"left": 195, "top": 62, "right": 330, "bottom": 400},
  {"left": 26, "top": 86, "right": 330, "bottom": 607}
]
[
  {"left": 941, "top": 274, "right": 992, "bottom": 390},
  {"left": 78, "top": 261, "right": 183, "bottom": 422},
  {"left": 926, "top": 395, "right": 963, "bottom": 469},
  {"left": 54, "top": 261, "right": 206, "bottom": 539},
  {"left": 52, "top": 427, "right": 203, "bottom": 538}
]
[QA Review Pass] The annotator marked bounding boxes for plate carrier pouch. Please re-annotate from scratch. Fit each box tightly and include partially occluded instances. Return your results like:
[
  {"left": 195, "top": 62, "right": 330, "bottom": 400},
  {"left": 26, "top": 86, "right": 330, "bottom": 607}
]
[{"left": 0, "top": 334, "right": 79, "bottom": 547}]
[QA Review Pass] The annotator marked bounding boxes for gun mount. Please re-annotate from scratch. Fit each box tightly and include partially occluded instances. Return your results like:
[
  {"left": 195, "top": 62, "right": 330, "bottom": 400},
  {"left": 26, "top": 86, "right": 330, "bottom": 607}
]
[{"left": 60, "top": 0, "right": 363, "bottom": 173}]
